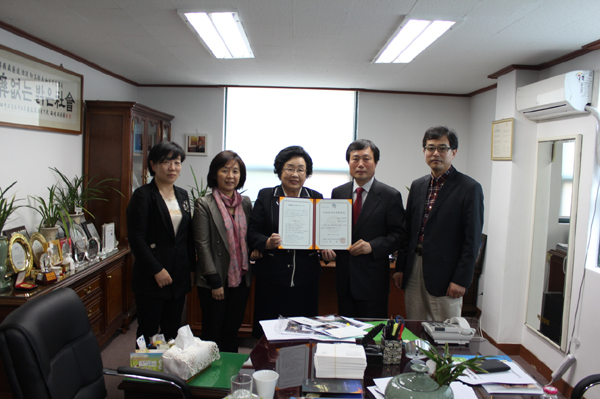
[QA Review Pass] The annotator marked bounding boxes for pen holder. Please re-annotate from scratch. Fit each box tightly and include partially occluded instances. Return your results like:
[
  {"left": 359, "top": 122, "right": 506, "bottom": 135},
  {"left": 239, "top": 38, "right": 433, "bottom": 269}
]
[{"left": 381, "top": 337, "right": 402, "bottom": 365}]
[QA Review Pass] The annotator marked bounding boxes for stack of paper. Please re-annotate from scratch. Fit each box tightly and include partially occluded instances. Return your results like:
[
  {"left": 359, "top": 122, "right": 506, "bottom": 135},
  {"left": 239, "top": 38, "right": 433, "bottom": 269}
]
[{"left": 314, "top": 343, "right": 367, "bottom": 379}]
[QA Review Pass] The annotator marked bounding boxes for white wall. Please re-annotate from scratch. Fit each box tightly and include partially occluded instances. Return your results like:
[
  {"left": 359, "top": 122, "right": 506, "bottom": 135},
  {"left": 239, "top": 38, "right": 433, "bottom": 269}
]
[
  {"left": 137, "top": 87, "right": 225, "bottom": 198},
  {"left": 356, "top": 92, "right": 472, "bottom": 197},
  {"left": 0, "top": 29, "right": 137, "bottom": 233},
  {"left": 481, "top": 50, "right": 600, "bottom": 396}
]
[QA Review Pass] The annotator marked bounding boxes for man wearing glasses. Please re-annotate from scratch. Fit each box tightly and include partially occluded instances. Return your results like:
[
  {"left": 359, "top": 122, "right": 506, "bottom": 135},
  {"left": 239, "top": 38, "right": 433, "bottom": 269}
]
[{"left": 393, "top": 126, "right": 484, "bottom": 320}]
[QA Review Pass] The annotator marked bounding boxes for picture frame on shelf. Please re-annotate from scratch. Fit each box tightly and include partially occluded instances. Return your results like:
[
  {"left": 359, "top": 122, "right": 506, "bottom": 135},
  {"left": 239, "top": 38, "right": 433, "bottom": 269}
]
[
  {"left": 82, "top": 221, "right": 101, "bottom": 242},
  {"left": 29, "top": 232, "right": 46, "bottom": 268},
  {"left": 2, "top": 226, "right": 29, "bottom": 242},
  {"left": 185, "top": 134, "right": 207, "bottom": 156}
]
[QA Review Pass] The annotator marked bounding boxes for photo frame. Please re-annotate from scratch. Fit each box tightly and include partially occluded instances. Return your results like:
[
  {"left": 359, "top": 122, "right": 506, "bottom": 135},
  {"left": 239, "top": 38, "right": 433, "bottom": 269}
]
[
  {"left": 185, "top": 134, "right": 207, "bottom": 156},
  {"left": 2, "top": 226, "right": 29, "bottom": 242},
  {"left": 491, "top": 118, "right": 514, "bottom": 161},
  {"left": 0, "top": 44, "right": 84, "bottom": 135},
  {"left": 82, "top": 221, "right": 101, "bottom": 242}
]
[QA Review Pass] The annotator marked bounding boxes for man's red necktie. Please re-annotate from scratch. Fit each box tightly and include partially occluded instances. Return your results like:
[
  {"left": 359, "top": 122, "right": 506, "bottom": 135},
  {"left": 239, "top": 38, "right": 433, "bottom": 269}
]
[{"left": 353, "top": 187, "right": 364, "bottom": 225}]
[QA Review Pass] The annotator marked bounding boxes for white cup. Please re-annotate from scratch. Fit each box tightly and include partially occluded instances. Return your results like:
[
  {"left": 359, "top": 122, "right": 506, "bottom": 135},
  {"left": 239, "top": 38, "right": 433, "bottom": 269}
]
[{"left": 252, "top": 370, "right": 279, "bottom": 399}]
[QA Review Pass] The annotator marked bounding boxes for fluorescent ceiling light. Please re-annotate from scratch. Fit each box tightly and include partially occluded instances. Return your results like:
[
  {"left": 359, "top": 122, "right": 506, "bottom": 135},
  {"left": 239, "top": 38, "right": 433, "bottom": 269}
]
[
  {"left": 181, "top": 11, "right": 254, "bottom": 59},
  {"left": 375, "top": 19, "right": 455, "bottom": 63}
]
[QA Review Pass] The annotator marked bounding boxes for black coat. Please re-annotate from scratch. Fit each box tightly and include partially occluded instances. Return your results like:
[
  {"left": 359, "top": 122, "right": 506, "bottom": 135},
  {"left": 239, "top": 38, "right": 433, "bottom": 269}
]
[
  {"left": 127, "top": 179, "right": 195, "bottom": 299},
  {"left": 248, "top": 185, "right": 323, "bottom": 287},
  {"left": 396, "top": 167, "right": 484, "bottom": 296},
  {"left": 332, "top": 179, "right": 406, "bottom": 301}
]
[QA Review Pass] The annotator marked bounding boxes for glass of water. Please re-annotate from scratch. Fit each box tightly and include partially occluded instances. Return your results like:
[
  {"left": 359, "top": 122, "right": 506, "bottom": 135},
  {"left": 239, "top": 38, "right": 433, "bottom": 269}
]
[{"left": 231, "top": 374, "right": 253, "bottom": 399}]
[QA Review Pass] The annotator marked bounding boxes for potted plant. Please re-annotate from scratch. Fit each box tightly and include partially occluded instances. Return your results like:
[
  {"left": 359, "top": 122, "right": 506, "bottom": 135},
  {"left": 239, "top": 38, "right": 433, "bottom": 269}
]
[
  {"left": 385, "top": 342, "right": 488, "bottom": 399},
  {"left": 51, "top": 167, "right": 122, "bottom": 223},
  {"left": 189, "top": 165, "right": 210, "bottom": 204},
  {"left": 1, "top": 182, "right": 22, "bottom": 288},
  {"left": 0, "top": 182, "right": 22, "bottom": 235},
  {"left": 29, "top": 184, "right": 67, "bottom": 241}
]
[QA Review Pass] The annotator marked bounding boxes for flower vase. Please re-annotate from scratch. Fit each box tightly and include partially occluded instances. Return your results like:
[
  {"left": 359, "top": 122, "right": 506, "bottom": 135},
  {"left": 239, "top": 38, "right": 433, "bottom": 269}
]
[{"left": 0, "top": 236, "right": 11, "bottom": 290}]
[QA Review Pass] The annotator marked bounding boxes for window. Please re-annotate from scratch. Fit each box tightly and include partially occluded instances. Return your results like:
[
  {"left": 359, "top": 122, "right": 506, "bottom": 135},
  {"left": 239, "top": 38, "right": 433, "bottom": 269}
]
[
  {"left": 225, "top": 87, "right": 356, "bottom": 201},
  {"left": 559, "top": 141, "right": 575, "bottom": 222}
]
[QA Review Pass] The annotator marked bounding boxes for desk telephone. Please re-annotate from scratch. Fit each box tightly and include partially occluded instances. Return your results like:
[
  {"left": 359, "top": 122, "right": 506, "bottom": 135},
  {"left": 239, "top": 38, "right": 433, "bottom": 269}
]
[{"left": 422, "top": 317, "right": 475, "bottom": 345}]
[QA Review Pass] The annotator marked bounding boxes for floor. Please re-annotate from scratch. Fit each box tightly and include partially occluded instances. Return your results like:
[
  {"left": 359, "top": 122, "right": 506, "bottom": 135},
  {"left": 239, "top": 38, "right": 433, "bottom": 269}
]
[{"left": 100, "top": 320, "right": 256, "bottom": 399}]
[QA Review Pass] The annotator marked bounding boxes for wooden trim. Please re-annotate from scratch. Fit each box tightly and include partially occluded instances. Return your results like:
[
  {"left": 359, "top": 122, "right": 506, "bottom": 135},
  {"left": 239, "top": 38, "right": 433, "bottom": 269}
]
[
  {"left": 488, "top": 37, "right": 600, "bottom": 79},
  {"left": 0, "top": 20, "right": 138, "bottom": 87},
  {"left": 467, "top": 84, "right": 497, "bottom": 97}
]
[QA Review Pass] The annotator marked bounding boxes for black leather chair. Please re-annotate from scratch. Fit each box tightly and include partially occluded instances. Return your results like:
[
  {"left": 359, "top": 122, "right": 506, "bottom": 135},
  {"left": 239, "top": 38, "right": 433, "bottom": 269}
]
[
  {"left": 571, "top": 374, "right": 600, "bottom": 399},
  {"left": 0, "top": 287, "right": 191, "bottom": 399}
]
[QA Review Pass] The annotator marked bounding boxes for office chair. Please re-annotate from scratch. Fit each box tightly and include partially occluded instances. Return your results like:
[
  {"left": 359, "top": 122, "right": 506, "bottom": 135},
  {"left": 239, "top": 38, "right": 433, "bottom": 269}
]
[
  {"left": 0, "top": 287, "right": 191, "bottom": 399},
  {"left": 571, "top": 374, "right": 600, "bottom": 399}
]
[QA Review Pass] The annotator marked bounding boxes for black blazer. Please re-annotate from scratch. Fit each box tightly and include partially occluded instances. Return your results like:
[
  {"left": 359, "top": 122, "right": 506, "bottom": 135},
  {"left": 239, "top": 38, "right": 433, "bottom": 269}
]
[
  {"left": 331, "top": 179, "right": 406, "bottom": 301},
  {"left": 396, "top": 167, "right": 484, "bottom": 296},
  {"left": 248, "top": 185, "right": 323, "bottom": 287},
  {"left": 127, "top": 179, "right": 195, "bottom": 299}
]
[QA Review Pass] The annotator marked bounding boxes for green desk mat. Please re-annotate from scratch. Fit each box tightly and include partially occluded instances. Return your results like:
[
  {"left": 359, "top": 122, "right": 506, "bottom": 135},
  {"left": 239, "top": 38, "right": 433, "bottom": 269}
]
[
  {"left": 188, "top": 352, "right": 248, "bottom": 388},
  {"left": 365, "top": 321, "right": 418, "bottom": 343}
]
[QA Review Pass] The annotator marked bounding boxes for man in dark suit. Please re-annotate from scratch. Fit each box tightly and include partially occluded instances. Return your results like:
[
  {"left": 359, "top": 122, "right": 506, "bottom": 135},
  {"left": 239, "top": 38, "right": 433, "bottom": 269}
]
[
  {"left": 324, "top": 139, "right": 405, "bottom": 318},
  {"left": 393, "top": 126, "right": 483, "bottom": 320}
]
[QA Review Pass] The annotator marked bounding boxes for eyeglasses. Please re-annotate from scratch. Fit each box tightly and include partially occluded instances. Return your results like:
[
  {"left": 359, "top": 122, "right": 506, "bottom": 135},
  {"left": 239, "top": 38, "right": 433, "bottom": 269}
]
[
  {"left": 283, "top": 168, "right": 306, "bottom": 175},
  {"left": 424, "top": 145, "right": 452, "bottom": 153}
]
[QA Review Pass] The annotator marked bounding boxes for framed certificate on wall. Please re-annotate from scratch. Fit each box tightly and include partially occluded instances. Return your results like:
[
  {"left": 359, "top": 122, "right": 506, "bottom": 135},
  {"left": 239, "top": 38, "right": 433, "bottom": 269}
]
[{"left": 491, "top": 118, "right": 514, "bottom": 161}]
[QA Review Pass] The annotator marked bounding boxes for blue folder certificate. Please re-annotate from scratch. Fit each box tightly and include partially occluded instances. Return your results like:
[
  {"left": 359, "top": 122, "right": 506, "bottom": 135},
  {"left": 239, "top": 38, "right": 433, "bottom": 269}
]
[{"left": 278, "top": 197, "right": 352, "bottom": 250}]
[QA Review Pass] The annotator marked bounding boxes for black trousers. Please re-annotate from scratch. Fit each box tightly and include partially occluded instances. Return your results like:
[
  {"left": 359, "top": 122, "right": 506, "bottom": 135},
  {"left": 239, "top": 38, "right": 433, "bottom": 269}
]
[
  {"left": 337, "top": 293, "right": 389, "bottom": 319},
  {"left": 197, "top": 283, "right": 250, "bottom": 353},
  {"left": 135, "top": 294, "right": 186, "bottom": 347}
]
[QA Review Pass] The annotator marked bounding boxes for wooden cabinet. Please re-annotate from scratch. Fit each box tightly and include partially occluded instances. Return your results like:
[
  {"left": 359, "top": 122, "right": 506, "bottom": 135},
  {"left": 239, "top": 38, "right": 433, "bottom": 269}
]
[
  {"left": 0, "top": 248, "right": 133, "bottom": 398},
  {"left": 84, "top": 101, "right": 174, "bottom": 246}
]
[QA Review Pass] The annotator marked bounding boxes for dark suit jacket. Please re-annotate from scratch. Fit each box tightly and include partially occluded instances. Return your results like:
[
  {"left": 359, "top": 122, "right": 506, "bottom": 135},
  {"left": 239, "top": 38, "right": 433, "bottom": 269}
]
[
  {"left": 193, "top": 193, "right": 253, "bottom": 289},
  {"left": 127, "top": 179, "right": 195, "bottom": 299},
  {"left": 396, "top": 167, "right": 484, "bottom": 296},
  {"left": 332, "top": 179, "right": 405, "bottom": 301},
  {"left": 248, "top": 185, "right": 323, "bottom": 287}
]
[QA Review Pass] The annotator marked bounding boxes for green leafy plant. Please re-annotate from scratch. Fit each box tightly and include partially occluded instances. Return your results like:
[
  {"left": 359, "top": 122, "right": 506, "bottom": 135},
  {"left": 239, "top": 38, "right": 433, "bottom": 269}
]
[
  {"left": 0, "top": 182, "right": 22, "bottom": 233},
  {"left": 29, "top": 184, "right": 66, "bottom": 228},
  {"left": 421, "top": 342, "right": 488, "bottom": 387},
  {"left": 50, "top": 167, "right": 123, "bottom": 218},
  {"left": 189, "top": 165, "right": 210, "bottom": 203}
]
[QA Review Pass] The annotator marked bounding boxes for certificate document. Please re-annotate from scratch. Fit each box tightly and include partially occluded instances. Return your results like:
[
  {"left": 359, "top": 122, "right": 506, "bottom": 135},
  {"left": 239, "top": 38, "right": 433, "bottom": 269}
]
[{"left": 278, "top": 197, "right": 352, "bottom": 250}]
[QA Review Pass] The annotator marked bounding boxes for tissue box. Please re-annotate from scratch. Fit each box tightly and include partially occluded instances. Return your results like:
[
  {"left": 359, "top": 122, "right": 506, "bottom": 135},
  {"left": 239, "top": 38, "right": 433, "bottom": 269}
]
[
  {"left": 130, "top": 352, "right": 165, "bottom": 372},
  {"left": 162, "top": 325, "right": 220, "bottom": 380}
]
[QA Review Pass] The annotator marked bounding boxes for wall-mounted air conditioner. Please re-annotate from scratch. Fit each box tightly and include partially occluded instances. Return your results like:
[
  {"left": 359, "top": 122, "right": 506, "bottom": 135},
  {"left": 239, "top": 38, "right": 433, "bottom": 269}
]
[{"left": 516, "top": 70, "right": 593, "bottom": 121}]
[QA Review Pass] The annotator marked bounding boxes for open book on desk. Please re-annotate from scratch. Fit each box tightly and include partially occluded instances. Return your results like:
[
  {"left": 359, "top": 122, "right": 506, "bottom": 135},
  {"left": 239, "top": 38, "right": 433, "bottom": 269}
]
[{"left": 278, "top": 197, "right": 352, "bottom": 250}]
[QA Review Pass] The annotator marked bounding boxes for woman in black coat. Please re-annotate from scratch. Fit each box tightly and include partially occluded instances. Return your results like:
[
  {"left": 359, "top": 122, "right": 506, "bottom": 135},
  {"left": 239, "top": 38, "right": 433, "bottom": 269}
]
[
  {"left": 127, "top": 141, "right": 195, "bottom": 346},
  {"left": 248, "top": 145, "right": 334, "bottom": 338}
]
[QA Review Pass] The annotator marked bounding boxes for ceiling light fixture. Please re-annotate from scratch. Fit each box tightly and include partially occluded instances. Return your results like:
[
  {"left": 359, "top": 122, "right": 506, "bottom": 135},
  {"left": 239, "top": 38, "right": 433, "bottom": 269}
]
[
  {"left": 375, "top": 19, "right": 455, "bottom": 64},
  {"left": 179, "top": 11, "right": 254, "bottom": 59}
]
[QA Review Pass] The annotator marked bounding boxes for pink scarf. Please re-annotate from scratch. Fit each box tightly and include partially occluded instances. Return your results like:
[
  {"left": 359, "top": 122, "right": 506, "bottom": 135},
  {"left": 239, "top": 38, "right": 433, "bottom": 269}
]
[{"left": 212, "top": 188, "right": 249, "bottom": 287}]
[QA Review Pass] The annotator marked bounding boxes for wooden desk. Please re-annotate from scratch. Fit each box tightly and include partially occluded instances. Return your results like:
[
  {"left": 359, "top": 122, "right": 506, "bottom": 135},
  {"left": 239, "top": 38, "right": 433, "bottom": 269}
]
[{"left": 119, "top": 320, "right": 561, "bottom": 399}]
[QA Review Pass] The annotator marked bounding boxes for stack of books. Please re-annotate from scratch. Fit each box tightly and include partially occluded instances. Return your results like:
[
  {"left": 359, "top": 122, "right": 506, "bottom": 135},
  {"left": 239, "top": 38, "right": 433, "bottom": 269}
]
[{"left": 314, "top": 343, "right": 367, "bottom": 379}]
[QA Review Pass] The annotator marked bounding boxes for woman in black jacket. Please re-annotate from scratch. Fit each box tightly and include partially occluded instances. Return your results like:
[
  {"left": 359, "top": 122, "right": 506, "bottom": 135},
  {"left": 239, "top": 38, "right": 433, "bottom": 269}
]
[
  {"left": 248, "top": 146, "right": 334, "bottom": 338},
  {"left": 127, "top": 141, "right": 195, "bottom": 346}
]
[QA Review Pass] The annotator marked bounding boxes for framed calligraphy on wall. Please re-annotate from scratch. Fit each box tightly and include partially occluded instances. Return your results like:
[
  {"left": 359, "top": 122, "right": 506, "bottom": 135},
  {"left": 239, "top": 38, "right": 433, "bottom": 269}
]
[{"left": 0, "top": 44, "right": 84, "bottom": 134}]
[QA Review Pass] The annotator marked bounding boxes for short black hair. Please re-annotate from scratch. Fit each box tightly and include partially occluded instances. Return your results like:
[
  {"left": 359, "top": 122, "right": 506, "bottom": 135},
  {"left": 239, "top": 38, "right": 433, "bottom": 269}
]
[
  {"left": 273, "top": 146, "right": 314, "bottom": 178},
  {"left": 147, "top": 141, "right": 186, "bottom": 176},
  {"left": 345, "top": 139, "right": 380, "bottom": 163},
  {"left": 422, "top": 126, "right": 459, "bottom": 149},
  {"left": 207, "top": 150, "right": 247, "bottom": 190}
]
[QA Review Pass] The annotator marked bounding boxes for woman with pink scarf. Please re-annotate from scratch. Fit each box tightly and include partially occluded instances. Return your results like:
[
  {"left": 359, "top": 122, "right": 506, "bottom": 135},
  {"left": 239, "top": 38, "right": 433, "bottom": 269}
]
[{"left": 193, "top": 150, "right": 256, "bottom": 352}]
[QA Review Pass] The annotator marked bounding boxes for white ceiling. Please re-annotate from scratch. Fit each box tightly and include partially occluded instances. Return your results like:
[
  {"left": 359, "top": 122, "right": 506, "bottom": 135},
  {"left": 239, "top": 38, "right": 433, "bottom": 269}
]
[{"left": 1, "top": 0, "right": 600, "bottom": 95}]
